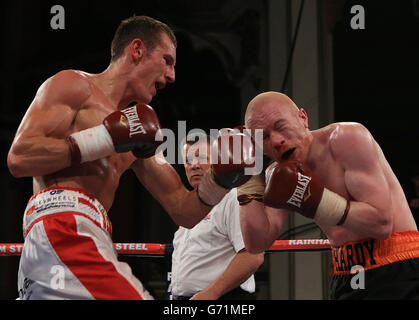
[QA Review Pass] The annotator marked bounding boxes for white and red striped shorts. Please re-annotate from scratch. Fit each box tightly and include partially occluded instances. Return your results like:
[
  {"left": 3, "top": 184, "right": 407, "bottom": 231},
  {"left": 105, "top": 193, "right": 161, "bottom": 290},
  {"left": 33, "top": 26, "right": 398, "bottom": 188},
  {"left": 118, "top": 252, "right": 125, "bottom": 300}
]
[{"left": 18, "top": 187, "right": 153, "bottom": 300}]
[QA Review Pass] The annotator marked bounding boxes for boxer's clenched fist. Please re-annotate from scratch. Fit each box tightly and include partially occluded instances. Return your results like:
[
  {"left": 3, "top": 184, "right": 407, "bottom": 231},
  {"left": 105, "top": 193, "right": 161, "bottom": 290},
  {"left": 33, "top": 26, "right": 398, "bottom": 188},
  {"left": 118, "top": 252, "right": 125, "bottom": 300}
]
[
  {"left": 197, "top": 127, "right": 256, "bottom": 206},
  {"left": 264, "top": 161, "right": 350, "bottom": 225},
  {"left": 67, "top": 103, "right": 162, "bottom": 164},
  {"left": 211, "top": 127, "right": 255, "bottom": 188}
]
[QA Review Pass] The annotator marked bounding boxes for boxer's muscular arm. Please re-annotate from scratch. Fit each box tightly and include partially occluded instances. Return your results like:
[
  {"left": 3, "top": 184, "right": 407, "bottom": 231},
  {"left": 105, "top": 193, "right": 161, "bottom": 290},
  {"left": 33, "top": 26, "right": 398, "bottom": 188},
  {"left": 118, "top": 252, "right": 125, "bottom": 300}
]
[
  {"left": 131, "top": 153, "right": 212, "bottom": 229},
  {"left": 330, "top": 123, "right": 393, "bottom": 239},
  {"left": 132, "top": 129, "right": 255, "bottom": 228},
  {"left": 8, "top": 70, "right": 90, "bottom": 177},
  {"left": 240, "top": 200, "right": 289, "bottom": 253}
]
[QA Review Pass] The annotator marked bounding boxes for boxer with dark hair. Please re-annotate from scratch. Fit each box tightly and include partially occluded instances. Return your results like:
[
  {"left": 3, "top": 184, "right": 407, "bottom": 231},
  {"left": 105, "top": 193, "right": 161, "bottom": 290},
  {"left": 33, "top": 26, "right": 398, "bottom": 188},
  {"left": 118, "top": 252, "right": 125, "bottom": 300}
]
[
  {"left": 111, "top": 15, "right": 177, "bottom": 63},
  {"left": 8, "top": 16, "right": 248, "bottom": 300}
]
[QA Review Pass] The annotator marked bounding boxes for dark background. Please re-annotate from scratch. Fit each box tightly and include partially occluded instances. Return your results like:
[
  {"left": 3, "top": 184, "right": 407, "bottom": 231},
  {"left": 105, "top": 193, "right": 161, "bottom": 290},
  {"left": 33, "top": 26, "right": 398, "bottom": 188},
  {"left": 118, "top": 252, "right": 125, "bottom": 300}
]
[
  {"left": 1, "top": 0, "right": 418, "bottom": 299},
  {"left": 334, "top": 0, "right": 419, "bottom": 192}
]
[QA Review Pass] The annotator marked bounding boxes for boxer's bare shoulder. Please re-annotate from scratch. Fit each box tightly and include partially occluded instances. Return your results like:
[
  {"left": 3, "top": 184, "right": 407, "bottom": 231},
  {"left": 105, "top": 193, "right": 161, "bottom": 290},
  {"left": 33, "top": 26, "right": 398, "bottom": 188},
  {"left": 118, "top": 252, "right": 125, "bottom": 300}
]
[
  {"left": 12, "top": 70, "right": 95, "bottom": 146},
  {"left": 328, "top": 122, "right": 370, "bottom": 144},
  {"left": 327, "top": 122, "right": 376, "bottom": 166},
  {"left": 35, "top": 69, "right": 93, "bottom": 112}
]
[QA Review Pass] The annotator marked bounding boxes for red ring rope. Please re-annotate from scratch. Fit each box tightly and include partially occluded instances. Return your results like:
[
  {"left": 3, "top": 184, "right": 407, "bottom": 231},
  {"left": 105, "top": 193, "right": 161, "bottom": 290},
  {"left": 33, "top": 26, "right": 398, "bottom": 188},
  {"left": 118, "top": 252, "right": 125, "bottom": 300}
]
[{"left": 0, "top": 239, "right": 331, "bottom": 257}]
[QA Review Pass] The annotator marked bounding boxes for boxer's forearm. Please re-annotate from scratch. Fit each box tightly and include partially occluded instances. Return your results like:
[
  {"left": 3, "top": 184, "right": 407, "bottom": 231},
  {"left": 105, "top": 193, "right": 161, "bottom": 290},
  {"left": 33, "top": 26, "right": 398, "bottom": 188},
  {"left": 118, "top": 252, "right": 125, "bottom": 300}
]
[
  {"left": 8, "top": 136, "right": 72, "bottom": 177},
  {"left": 240, "top": 201, "right": 287, "bottom": 253},
  {"left": 171, "top": 188, "right": 212, "bottom": 228},
  {"left": 132, "top": 155, "right": 211, "bottom": 228},
  {"left": 330, "top": 200, "right": 392, "bottom": 239}
]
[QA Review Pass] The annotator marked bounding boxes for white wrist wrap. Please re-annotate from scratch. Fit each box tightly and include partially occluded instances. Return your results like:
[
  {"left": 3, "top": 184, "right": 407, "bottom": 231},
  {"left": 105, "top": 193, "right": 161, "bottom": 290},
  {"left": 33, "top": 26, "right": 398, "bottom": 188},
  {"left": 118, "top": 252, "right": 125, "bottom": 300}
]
[
  {"left": 314, "top": 188, "right": 348, "bottom": 225},
  {"left": 69, "top": 124, "right": 115, "bottom": 163},
  {"left": 197, "top": 169, "right": 229, "bottom": 206}
]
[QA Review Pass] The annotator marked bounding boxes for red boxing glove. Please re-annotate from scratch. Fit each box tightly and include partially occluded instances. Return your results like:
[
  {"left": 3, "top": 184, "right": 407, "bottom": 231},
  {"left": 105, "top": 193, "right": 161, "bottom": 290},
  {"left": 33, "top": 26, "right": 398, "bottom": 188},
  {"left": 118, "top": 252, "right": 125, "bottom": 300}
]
[
  {"left": 67, "top": 104, "right": 162, "bottom": 164},
  {"left": 211, "top": 127, "right": 255, "bottom": 188},
  {"left": 197, "top": 127, "right": 256, "bottom": 206},
  {"left": 264, "top": 161, "right": 350, "bottom": 226},
  {"left": 103, "top": 104, "right": 162, "bottom": 158}
]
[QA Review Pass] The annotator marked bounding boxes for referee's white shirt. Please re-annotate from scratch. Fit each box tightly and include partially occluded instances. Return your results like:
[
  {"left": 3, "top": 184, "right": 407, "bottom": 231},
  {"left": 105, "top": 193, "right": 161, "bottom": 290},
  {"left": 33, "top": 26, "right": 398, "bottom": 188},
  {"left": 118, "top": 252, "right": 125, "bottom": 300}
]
[{"left": 170, "top": 189, "right": 255, "bottom": 297}]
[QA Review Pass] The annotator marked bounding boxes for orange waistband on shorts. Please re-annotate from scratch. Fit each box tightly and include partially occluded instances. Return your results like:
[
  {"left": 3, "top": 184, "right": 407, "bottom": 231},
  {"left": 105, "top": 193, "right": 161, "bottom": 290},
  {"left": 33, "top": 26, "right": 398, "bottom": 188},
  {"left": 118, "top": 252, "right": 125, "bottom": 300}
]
[{"left": 332, "top": 230, "right": 419, "bottom": 275}]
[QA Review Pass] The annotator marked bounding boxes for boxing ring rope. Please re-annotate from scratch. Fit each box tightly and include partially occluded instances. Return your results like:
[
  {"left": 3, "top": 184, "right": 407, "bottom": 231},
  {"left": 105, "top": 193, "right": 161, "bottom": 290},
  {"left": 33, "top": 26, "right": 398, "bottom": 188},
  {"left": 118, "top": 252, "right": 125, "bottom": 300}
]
[{"left": 0, "top": 239, "right": 332, "bottom": 257}]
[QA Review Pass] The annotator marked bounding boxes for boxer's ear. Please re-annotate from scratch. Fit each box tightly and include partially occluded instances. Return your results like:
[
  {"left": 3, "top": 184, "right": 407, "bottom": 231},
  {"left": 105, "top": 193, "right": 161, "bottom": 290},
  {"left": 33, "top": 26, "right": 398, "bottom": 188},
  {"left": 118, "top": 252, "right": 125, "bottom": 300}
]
[
  {"left": 298, "top": 108, "right": 309, "bottom": 128},
  {"left": 129, "top": 38, "right": 146, "bottom": 63}
]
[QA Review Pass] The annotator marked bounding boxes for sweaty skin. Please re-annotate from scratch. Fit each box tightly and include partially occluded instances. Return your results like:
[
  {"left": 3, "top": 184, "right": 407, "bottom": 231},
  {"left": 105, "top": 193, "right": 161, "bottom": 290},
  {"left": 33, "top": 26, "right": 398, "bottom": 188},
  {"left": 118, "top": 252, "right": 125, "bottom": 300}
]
[
  {"left": 240, "top": 92, "right": 417, "bottom": 250},
  {"left": 8, "top": 69, "right": 128, "bottom": 211},
  {"left": 8, "top": 33, "right": 212, "bottom": 228}
]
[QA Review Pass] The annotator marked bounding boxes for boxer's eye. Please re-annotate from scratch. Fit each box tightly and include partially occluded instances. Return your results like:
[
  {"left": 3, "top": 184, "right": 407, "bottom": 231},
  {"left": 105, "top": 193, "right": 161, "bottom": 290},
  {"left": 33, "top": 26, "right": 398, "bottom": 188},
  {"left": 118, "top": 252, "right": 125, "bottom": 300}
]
[{"left": 164, "top": 55, "right": 174, "bottom": 66}]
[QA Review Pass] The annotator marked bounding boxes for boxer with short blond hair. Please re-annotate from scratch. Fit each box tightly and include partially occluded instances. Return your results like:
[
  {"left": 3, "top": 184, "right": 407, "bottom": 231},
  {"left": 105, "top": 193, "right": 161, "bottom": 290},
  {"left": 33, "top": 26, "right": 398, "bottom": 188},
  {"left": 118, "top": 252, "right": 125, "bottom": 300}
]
[{"left": 239, "top": 91, "right": 419, "bottom": 299}]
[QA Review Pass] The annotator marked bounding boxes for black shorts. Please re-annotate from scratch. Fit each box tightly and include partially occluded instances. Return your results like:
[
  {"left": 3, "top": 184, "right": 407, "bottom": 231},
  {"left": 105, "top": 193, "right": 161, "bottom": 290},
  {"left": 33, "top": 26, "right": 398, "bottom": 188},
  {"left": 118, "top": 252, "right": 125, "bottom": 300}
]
[{"left": 330, "top": 257, "right": 419, "bottom": 300}]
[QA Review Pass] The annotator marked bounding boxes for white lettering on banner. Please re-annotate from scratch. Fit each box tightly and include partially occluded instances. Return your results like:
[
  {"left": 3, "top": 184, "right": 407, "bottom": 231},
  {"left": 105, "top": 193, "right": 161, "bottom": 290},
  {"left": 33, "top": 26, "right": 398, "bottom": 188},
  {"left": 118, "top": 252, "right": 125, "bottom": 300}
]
[
  {"left": 122, "top": 106, "right": 147, "bottom": 137},
  {"left": 0, "top": 246, "right": 5, "bottom": 253},
  {"left": 115, "top": 243, "right": 148, "bottom": 251},
  {"left": 288, "top": 239, "right": 330, "bottom": 245},
  {"left": 9, "top": 244, "right": 24, "bottom": 253},
  {"left": 136, "top": 243, "right": 148, "bottom": 250},
  {"left": 286, "top": 172, "right": 312, "bottom": 207}
]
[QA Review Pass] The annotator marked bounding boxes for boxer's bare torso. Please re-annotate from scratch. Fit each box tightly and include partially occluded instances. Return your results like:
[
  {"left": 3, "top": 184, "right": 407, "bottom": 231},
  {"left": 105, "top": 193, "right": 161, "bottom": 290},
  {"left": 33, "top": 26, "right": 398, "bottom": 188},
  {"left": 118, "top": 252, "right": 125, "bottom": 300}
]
[
  {"left": 10, "top": 70, "right": 136, "bottom": 211},
  {"left": 241, "top": 92, "right": 417, "bottom": 251},
  {"left": 307, "top": 123, "right": 416, "bottom": 246},
  {"left": 9, "top": 67, "right": 212, "bottom": 227}
]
